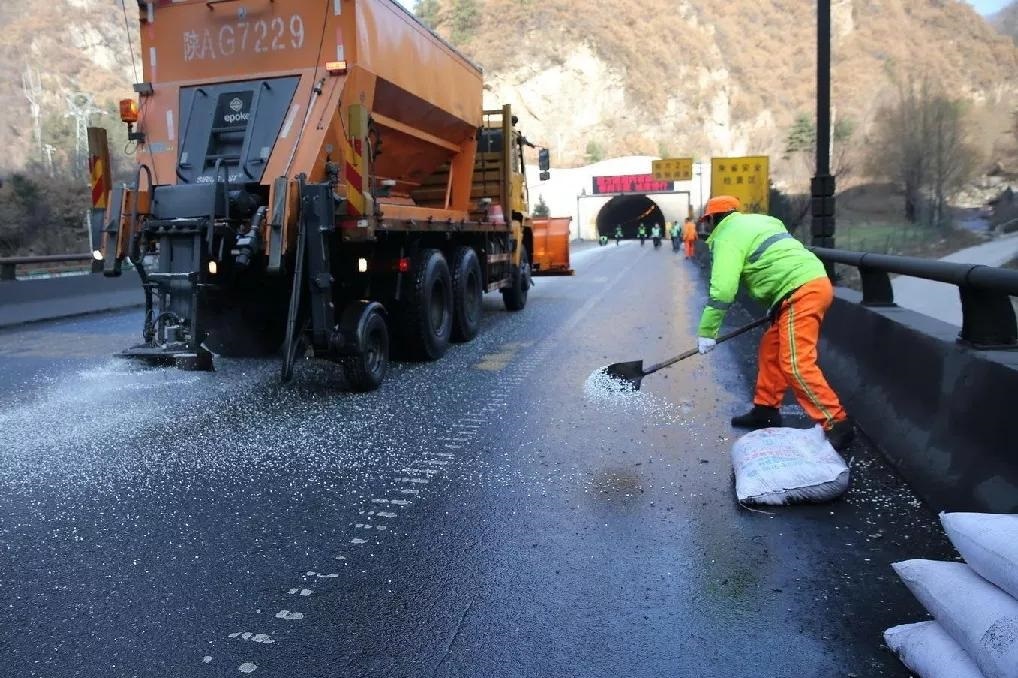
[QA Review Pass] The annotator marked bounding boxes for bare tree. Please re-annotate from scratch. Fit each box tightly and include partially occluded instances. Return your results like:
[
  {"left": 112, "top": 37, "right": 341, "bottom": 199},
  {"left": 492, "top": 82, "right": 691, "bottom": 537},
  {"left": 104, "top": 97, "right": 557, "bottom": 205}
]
[
  {"left": 927, "top": 97, "right": 977, "bottom": 226},
  {"left": 868, "top": 78, "right": 978, "bottom": 226},
  {"left": 21, "top": 66, "right": 43, "bottom": 161}
]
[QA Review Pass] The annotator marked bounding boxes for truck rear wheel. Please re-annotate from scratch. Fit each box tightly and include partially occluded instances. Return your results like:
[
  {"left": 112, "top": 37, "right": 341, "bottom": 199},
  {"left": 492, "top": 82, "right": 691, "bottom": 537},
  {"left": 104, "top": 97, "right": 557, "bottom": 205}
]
[
  {"left": 342, "top": 306, "right": 389, "bottom": 392},
  {"left": 501, "top": 246, "right": 530, "bottom": 312},
  {"left": 450, "top": 246, "right": 482, "bottom": 342},
  {"left": 398, "top": 248, "right": 452, "bottom": 360}
]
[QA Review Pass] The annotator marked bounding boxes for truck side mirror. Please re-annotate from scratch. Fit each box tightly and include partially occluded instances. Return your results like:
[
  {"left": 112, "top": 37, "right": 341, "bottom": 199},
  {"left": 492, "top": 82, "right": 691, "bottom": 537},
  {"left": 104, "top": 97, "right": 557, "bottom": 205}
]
[{"left": 538, "top": 148, "right": 550, "bottom": 172}]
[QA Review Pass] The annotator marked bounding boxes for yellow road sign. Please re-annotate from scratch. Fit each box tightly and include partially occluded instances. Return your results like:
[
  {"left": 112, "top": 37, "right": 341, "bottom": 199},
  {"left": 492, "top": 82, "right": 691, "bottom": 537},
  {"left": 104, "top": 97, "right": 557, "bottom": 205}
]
[
  {"left": 652, "top": 157, "right": 694, "bottom": 182},
  {"left": 710, "top": 156, "right": 770, "bottom": 213}
]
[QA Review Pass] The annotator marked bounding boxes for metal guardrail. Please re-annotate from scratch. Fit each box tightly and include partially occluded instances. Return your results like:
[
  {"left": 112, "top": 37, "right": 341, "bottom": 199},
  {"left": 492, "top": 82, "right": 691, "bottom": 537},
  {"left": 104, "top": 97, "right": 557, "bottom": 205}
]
[
  {"left": 811, "top": 246, "right": 1018, "bottom": 348},
  {"left": 0, "top": 253, "right": 98, "bottom": 281}
]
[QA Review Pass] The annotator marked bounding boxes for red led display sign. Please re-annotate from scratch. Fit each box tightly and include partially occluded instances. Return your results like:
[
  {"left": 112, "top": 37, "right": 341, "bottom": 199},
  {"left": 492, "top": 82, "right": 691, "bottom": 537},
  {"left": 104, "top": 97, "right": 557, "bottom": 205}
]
[{"left": 592, "top": 174, "right": 674, "bottom": 195}]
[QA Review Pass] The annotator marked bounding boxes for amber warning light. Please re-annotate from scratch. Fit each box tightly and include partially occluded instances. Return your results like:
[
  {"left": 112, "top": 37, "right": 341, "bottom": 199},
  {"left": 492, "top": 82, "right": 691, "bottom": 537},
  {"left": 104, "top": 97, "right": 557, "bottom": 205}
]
[
  {"left": 326, "top": 61, "right": 348, "bottom": 76},
  {"left": 119, "top": 99, "right": 139, "bottom": 124}
]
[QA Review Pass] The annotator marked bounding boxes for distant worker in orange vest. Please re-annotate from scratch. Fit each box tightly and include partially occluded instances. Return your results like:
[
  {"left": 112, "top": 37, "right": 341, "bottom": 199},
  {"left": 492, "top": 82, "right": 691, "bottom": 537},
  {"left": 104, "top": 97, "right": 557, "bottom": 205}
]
[{"left": 681, "top": 217, "right": 698, "bottom": 259}]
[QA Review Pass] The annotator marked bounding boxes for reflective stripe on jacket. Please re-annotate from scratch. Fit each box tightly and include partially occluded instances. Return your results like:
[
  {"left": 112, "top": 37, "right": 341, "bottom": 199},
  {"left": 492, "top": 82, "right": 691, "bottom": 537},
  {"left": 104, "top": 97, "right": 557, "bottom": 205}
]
[{"left": 697, "top": 212, "right": 827, "bottom": 338}]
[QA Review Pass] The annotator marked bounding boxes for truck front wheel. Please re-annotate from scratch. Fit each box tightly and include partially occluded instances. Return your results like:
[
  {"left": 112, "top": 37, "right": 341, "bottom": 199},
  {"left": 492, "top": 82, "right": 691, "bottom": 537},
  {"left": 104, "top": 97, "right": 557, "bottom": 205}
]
[
  {"left": 501, "top": 246, "right": 530, "bottom": 312},
  {"left": 342, "top": 306, "right": 389, "bottom": 392}
]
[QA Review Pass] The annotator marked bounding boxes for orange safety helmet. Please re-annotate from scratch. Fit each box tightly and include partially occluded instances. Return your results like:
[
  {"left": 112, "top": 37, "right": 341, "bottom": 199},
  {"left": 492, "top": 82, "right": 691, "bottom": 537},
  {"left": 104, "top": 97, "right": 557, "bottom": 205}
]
[{"left": 699, "top": 195, "right": 741, "bottom": 223}]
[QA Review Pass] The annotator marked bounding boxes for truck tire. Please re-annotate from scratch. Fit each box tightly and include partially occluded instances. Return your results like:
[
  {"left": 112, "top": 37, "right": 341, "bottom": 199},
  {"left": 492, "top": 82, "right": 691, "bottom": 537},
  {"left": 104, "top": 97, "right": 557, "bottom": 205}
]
[
  {"left": 398, "top": 248, "right": 453, "bottom": 360},
  {"left": 342, "top": 306, "right": 389, "bottom": 392},
  {"left": 501, "top": 246, "right": 530, "bottom": 312},
  {"left": 450, "top": 246, "right": 483, "bottom": 342}
]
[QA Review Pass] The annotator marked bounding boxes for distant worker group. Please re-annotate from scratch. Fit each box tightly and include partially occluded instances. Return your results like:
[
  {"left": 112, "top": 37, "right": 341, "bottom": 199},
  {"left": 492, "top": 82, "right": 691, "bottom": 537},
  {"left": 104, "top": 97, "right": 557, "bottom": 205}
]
[{"left": 603, "top": 218, "right": 698, "bottom": 260}]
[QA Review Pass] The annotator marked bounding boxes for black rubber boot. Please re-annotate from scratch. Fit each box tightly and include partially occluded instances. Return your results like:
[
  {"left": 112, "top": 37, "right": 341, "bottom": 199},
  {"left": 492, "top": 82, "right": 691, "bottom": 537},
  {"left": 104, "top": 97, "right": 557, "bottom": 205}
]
[
  {"left": 730, "top": 405, "right": 782, "bottom": 430},
  {"left": 825, "top": 418, "right": 856, "bottom": 452}
]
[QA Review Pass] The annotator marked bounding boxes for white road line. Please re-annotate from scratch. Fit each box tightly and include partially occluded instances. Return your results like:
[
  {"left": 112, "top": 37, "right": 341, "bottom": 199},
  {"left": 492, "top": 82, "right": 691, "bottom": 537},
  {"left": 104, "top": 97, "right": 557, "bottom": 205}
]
[{"left": 274, "top": 610, "right": 303, "bottom": 620}]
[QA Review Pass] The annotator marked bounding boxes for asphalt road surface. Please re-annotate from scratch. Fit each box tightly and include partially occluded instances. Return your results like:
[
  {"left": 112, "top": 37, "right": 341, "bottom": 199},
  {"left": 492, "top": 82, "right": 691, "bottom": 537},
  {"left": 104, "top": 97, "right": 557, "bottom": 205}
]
[{"left": 0, "top": 241, "right": 955, "bottom": 677}]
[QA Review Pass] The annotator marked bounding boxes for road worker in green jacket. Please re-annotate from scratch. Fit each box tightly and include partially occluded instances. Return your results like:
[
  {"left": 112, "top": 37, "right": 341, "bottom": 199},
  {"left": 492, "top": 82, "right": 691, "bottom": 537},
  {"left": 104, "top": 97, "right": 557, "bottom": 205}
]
[
  {"left": 637, "top": 223, "right": 647, "bottom": 246},
  {"left": 696, "top": 195, "right": 855, "bottom": 451}
]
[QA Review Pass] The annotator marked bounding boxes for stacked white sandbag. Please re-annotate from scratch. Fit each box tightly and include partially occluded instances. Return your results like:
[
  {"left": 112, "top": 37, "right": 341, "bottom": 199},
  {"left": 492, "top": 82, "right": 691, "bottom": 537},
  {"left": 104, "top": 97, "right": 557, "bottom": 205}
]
[
  {"left": 884, "top": 512, "right": 1018, "bottom": 678},
  {"left": 941, "top": 513, "right": 1018, "bottom": 601},
  {"left": 883, "top": 621, "right": 985, "bottom": 678},
  {"left": 893, "top": 560, "right": 1018, "bottom": 678}
]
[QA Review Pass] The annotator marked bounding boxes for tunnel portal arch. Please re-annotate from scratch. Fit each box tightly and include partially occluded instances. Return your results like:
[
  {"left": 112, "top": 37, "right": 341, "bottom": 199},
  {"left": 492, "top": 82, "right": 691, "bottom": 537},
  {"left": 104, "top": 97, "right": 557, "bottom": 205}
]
[{"left": 595, "top": 195, "right": 667, "bottom": 239}]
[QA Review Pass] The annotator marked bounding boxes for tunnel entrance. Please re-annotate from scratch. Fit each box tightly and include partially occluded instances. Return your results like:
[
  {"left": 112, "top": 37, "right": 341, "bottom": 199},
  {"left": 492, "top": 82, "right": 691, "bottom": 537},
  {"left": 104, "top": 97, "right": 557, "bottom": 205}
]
[{"left": 595, "top": 195, "right": 666, "bottom": 239}]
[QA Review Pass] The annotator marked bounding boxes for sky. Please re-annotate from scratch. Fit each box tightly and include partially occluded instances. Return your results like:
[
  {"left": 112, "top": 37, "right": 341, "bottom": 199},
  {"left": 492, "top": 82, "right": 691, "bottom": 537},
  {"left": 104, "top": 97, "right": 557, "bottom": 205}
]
[{"left": 967, "top": 0, "right": 1011, "bottom": 14}]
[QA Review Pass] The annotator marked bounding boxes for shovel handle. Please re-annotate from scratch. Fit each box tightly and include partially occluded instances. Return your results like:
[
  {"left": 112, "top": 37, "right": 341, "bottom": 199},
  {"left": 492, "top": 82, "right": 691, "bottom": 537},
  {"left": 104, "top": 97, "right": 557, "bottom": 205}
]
[{"left": 643, "top": 316, "right": 771, "bottom": 375}]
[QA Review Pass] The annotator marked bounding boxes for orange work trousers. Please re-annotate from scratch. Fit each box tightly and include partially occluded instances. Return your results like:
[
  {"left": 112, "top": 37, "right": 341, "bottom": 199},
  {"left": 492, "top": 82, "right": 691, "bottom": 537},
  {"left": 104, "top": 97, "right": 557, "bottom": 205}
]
[
  {"left": 683, "top": 240, "right": 695, "bottom": 258},
  {"left": 753, "top": 276, "right": 847, "bottom": 429}
]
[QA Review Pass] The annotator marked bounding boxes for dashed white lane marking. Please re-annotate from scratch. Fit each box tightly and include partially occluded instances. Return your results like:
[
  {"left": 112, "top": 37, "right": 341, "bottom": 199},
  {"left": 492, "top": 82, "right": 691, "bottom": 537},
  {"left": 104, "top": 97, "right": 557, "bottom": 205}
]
[
  {"left": 229, "top": 632, "right": 276, "bottom": 644},
  {"left": 206, "top": 242, "right": 635, "bottom": 669}
]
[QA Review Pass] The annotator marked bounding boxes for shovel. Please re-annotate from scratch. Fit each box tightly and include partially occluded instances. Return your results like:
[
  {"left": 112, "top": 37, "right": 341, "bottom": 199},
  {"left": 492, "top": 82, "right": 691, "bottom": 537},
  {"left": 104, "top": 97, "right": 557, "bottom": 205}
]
[{"left": 601, "top": 316, "right": 771, "bottom": 391}]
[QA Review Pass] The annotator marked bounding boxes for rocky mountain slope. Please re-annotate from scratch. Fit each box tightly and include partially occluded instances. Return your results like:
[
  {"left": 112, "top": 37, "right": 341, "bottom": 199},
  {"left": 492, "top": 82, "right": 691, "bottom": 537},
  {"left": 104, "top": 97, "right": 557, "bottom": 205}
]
[
  {"left": 428, "top": 0, "right": 1018, "bottom": 168},
  {"left": 1, "top": 0, "right": 1016, "bottom": 174},
  {"left": 992, "top": 1, "right": 1018, "bottom": 43},
  {"left": 0, "top": 0, "right": 139, "bottom": 172}
]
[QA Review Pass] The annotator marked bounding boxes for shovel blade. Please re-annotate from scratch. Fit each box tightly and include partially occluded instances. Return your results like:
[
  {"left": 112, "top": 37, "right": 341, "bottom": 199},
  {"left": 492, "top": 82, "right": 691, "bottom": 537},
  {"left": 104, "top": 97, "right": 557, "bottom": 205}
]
[{"left": 601, "top": 360, "right": 645, "bottom": 391}]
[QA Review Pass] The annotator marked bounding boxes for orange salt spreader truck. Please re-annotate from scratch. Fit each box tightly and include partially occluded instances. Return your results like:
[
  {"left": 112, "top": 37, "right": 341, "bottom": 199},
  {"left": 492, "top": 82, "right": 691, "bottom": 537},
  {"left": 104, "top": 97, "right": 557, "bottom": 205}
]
[{"left": 98, "top": 0, "right": 551, "bottom": 390}]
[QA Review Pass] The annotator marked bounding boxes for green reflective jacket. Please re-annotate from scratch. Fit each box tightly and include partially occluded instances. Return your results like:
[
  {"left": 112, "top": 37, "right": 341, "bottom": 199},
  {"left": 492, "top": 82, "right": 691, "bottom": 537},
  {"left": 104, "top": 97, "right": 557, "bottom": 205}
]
[{"left": 697, "top": 212, "right": 827, "bottom": 338}]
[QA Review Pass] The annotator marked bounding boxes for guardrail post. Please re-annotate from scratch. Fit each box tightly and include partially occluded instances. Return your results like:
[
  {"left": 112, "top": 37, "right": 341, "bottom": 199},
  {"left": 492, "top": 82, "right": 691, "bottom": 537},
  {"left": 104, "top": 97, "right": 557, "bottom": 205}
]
[
  {"left": 859, "top": 266, "right": 894, "bottom": 306},
  {"left": 0, "top": 262, "right": 15, "bottom": 281},
  {"left": 958, "top": 286, "right": 1018, "bottom": 348}
]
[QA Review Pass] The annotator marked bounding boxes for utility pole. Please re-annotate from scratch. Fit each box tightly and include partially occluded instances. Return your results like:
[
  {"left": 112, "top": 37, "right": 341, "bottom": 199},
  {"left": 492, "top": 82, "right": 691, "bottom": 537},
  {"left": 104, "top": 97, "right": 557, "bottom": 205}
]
[
  {"left": 812, "top": 0, "right": 836, "bottom": 257},
  {"left": 21, "top": 66, "right": 43, "bottom": 161},
  {"left": 43, "top": 144, "right": 56, "bottom": 177},
  {"left": 66, "top": 93, "right": 103, "bottom": 173}
]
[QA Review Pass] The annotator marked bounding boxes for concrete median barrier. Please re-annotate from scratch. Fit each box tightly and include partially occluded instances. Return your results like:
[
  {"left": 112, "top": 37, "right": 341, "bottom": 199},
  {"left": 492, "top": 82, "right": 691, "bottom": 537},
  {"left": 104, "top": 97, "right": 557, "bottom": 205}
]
[
  {"left": 0, "top": 271, "right": 143, "bottom": 329},
  {"left": 820, "top": 289, "right": 1018, "bottom": 514}
]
